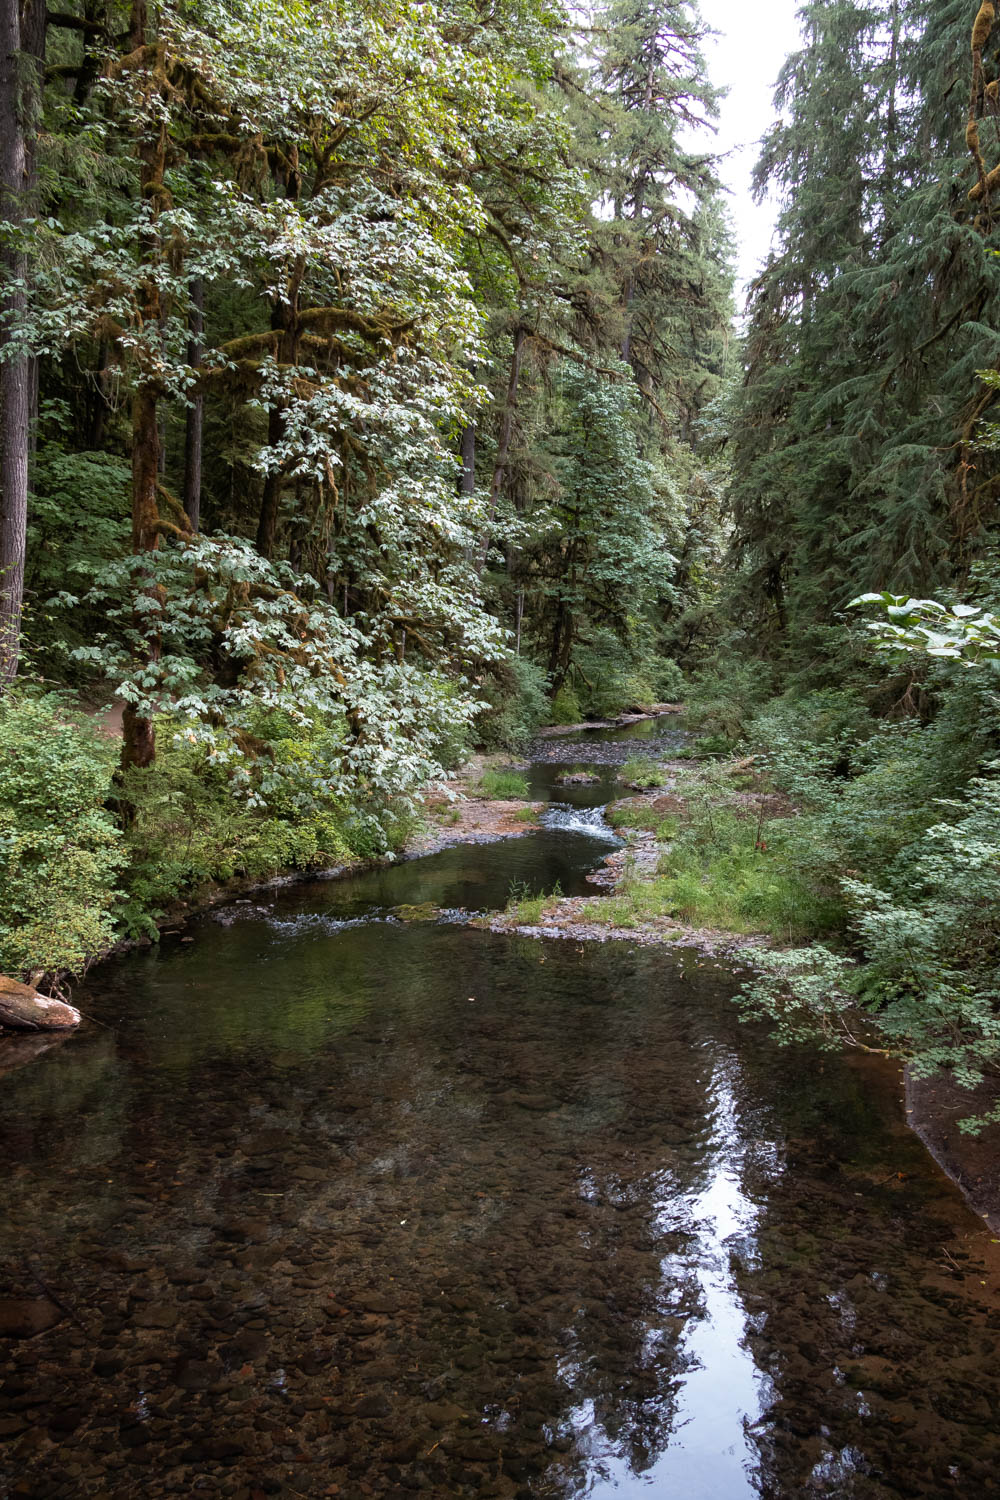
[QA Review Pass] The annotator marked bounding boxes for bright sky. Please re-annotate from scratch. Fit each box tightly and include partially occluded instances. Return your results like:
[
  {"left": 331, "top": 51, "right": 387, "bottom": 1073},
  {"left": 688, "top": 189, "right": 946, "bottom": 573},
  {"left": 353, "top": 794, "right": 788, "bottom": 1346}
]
[{"left": 703, "top": 1, "right": 804, "bottom": 302}]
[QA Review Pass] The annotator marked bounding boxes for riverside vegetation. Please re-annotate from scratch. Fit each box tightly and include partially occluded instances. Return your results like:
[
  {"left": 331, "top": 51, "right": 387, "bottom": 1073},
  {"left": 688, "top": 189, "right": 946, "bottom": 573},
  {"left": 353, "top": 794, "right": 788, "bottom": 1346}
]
[{"left": 3, "top": 0, "right": 1000, "bottom": 1131}]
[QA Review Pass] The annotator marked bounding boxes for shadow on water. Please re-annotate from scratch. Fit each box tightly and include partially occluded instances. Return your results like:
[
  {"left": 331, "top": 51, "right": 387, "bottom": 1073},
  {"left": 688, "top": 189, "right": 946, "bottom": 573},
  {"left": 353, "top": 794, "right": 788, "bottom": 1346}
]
[{"left": 2, "top": 728, "right": 1000, "bottom": 1498}]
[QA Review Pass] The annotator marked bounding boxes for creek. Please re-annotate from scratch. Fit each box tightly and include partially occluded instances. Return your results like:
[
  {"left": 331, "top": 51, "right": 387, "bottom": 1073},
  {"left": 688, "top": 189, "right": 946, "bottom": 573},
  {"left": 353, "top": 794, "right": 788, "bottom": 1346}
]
[{"left": 2, "top": 722, "right": 999, "bottom": 1498}]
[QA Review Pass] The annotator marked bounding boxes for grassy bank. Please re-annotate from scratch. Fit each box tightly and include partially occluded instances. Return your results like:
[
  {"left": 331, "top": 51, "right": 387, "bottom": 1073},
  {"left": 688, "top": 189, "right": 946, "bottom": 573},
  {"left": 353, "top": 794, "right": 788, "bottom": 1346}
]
[
  {"left": 587, "top": 762, "right": 843, "bottom": 942},
  {"left": 496, "top": 755, "right": 843, "bottom": 944}
]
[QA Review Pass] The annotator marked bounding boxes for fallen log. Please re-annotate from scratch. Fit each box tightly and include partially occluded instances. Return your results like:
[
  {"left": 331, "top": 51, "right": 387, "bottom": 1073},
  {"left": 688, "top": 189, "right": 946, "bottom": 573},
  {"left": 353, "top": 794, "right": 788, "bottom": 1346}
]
[{"left": 0, "top": 976, "right": 82, "bottom": 1031}]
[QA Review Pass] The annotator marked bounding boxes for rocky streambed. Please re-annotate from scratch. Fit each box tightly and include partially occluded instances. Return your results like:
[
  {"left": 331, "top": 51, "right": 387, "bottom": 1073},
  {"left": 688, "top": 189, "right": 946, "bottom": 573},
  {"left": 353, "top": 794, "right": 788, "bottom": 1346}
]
[{"left": 3, "top": 716, "right": 1000, "bottom": 1499}]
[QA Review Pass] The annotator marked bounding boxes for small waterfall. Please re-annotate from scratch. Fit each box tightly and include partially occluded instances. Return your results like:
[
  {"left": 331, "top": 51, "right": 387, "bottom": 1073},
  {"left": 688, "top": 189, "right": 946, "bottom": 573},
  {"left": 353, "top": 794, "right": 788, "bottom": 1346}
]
[{"left": 540, "top": 801, "right": 620, "bottom": 842}]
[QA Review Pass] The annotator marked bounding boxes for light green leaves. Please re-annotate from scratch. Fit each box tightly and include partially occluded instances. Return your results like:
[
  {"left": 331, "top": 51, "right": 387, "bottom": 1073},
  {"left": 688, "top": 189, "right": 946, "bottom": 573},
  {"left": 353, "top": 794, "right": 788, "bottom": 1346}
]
[{"left": 849, "top": 592, "right": 1000, "bottom": 665}]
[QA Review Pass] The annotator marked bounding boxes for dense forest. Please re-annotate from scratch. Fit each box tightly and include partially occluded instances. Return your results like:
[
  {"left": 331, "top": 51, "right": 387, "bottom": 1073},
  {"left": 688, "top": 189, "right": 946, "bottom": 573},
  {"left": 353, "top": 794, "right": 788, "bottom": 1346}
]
[{"left": 2, "top": 0, "right": 1000, "bottom": 1115}]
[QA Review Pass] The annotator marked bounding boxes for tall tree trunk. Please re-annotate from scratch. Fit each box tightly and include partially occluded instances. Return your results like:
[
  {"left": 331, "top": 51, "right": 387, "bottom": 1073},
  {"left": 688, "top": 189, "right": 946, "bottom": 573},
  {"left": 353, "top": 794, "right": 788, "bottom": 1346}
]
[
  {"left": 22, "top": 0, "right": 43, "bottom": 459},
  {"left": 91, "top": 341, "right": 110, "bottom": 446},
  {"left": 183, "top": 276, "right": 204, "bottom": 531},
  {"left": 547, "top": 599, "right": 574, "bottom": 692},
  {"left": 121, "top": 103, "right": 169, "bottom": 777},
  {"left": 0, "top": 0, "right": 29, "bottom": 690},
  {"left": 478, "top": 325, "right": 525, "bottom": 575},
  {"left": 128, "top": 0, "right": 146, "bottom": 50},
  {"left": 459, "top": 422, "right": 476, "bottom": 495},
  {"left": 122, "top": 385, "right": 162, "bottom": 775}
]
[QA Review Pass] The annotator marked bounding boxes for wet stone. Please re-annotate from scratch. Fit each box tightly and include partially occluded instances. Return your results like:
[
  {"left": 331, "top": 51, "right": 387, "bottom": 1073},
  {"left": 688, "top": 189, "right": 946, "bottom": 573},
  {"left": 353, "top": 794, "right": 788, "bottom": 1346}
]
[
  {"left": 217, "top": 1219, "right": 271, "bottom": 1244},
  {"left": 0, "top": 1299, "right": 62, "bottom": 1339},
  {"left": 132, "top": 1303, "right": 179, "bottom": 1330},
  {"left": 3, "top": 729, "right": 1000, "bottom": 1500}
]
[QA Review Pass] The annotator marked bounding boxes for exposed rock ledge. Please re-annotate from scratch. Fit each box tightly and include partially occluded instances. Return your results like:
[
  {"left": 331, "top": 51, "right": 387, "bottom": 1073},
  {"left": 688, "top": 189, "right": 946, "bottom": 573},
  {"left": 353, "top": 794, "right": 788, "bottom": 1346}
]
[{"left": 0, "top": 976, "right": 82, "bottom": 1031}]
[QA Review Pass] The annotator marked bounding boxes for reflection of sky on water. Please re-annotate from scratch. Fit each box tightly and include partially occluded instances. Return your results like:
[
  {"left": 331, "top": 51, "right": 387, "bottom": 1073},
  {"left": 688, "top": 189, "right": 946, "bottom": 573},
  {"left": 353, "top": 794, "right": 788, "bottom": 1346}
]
[
  {"left": 554, "top": 1062, "right": 770, "bottom": 1497},
  {"left": 3, "top": 723, "right": 999, "bottom": 1499},
  {"left": 654, "top": 1066, "right": 768, "bottom": 1498}
]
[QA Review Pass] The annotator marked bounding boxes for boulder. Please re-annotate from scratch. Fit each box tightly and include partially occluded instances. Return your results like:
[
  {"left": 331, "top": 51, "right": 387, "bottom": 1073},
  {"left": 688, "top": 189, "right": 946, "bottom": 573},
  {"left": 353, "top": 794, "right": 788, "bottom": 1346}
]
[
  {"left": 0, "top": 1297, "right": 63, "bottom": 1338},
  {"left": 0, "top": 976, "right": 82, "bottom": 1031}
]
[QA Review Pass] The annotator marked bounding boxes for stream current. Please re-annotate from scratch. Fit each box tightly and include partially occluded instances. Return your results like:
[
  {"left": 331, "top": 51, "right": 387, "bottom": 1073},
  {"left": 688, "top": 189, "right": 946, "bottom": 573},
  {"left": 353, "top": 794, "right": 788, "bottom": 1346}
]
[{"left": 2, "top": 721, "right": 1000, "bottom": 1498}]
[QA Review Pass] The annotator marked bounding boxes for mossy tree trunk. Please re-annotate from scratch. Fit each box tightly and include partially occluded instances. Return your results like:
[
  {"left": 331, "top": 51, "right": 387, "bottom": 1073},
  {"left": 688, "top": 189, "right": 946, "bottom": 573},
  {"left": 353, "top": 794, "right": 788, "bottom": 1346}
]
[{"left": 0, "top": 0, "right": 29, "bottom": 691}]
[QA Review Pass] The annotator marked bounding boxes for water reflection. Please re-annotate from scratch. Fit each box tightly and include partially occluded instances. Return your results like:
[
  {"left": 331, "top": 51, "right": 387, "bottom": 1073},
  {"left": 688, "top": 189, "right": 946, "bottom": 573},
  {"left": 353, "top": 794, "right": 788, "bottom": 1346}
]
[
  {"left": 2, "top": 791, "right": 1000, "bottom": 1497},
  {"left": 654, "top": 1065, "right": 766, "bottom": 1499}
]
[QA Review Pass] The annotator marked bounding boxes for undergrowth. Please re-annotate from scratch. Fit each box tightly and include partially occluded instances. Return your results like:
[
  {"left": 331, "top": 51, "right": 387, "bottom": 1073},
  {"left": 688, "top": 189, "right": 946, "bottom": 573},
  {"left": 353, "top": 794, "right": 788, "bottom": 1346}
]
[
  {"left": 621, "top": 757, "right": 669, "bottom": 788},
  {"left": 0, "top": 691, "right": 423, "bottom": 980},
  {"left": 595, "top": 763, "right": 843, "bottom": 940},
  {"left": 505, "top": 878, "right": 562, "bottom": 924},
  {"left": 477, "top": 768, "right": 531, "bottom": 799}
]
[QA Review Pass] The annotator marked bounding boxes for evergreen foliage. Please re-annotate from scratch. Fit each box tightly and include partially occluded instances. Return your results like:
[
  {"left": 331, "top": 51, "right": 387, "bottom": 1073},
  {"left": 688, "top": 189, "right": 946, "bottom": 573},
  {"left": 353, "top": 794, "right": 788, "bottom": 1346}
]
[{"left": 0, "top": 0, "right": 727, "bottom": 980}]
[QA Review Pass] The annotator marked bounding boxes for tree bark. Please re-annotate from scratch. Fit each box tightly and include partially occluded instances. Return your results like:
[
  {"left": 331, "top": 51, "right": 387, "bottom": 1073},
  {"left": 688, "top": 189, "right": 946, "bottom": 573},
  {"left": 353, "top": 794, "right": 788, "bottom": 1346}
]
[
  {"left": 0, "top": 975, "right": 81, "bottom": 1030},
  {"left": 478, "top": 325, "right": 525, "bottom": 575},
  {"left": 547, "top": 599, "right": 573, "bottom": 691},
  {"left": 90, "top": 340, "right": 110, "bottom": 446},
  {"left": 121, "top": 102, "right": 169, "bottom": 777},
  {"left": 0, "top": 0, "right": 29, "bottom": 691},
  {"left": 183, "top": 276, "right": 204, "bottom": 531},
  {"left": 459, "top": 422, "right": 476, "bottom": 495},
  {"left": 21, "top": 0, "right": 43, "bottom": 458}
]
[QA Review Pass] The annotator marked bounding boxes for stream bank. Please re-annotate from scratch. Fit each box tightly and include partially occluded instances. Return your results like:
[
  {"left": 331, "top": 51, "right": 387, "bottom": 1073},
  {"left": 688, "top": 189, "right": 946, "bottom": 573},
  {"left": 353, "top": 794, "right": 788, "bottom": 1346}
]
[
  {"left": 3, "top": 713, "right": 1000, "bottom": 1498},
  {"left": 429, "top": 724, "right": 1000, "bottom": 1231}
]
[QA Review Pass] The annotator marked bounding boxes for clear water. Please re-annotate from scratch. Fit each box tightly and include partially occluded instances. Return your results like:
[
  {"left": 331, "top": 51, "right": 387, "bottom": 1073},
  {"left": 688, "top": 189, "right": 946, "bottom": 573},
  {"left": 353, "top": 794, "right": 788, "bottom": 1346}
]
[{"left": 2, "top": 729, "right": 999, "bottom": 1499}]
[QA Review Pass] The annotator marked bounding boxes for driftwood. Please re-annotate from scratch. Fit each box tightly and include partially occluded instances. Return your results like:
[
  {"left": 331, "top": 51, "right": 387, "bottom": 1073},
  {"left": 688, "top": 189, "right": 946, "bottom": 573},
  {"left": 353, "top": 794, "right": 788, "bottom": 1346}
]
[{"left": 0, "top": 976, "right": 81, "bottom": 1031}]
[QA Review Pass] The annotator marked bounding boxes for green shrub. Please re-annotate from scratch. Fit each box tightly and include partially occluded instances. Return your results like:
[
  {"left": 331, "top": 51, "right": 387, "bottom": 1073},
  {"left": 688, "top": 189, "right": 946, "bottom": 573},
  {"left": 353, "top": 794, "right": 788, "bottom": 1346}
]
[
  {"left": 685, "top": 656, "right": 777, "bottom": 747},
  {"left": 477, "top": 656, "right": 550, "bottom": 750},
  {"left": 23, "top": 419, "right": 131, "bottom": 671},
  {"left": 654, "top": 657, "right": 685, "bottom": 702},
  {"left": 549, "top": 683, "right": 583, "bottom": 724},
  {"left": 691, "top": 731, "right": 735, "bottom": 759},
  {"left": 505, "top": 878, "right": 562, "bottom": 924},
  {"left": 118, "top": 715, "right": 379, "bottom": 932},
  {"left": 621, "top": 757, "right": 668, "bottom": 788},
  {"left": 0, "top": 695, "right": 123, "bottom": 982},
  {"left": 597, "top": 761, "right": 842, "bottom": 940},
  {"left": 654, "top": 841, "right": 842, "bottom": 940},
  {"left": 477, "top": 768, "right": 531, "bottom": 799},
  {"left": 608, "top": 800, "right": 676, "bottom": 833},
  {"left": 732, "top": 671, "right": 1000, "bottom": 1122},
  {"left": 572, "top": 628, "right": 674, "bottom": 717},
  {"left": 740, "top": 772, "right": 1000, "bottom": 1126}
]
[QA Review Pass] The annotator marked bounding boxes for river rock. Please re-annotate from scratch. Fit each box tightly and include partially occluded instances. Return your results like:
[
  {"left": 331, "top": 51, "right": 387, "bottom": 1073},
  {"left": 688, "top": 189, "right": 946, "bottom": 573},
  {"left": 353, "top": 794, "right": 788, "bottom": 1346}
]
[
  {"left": 0, "top": 1297, "right": 63, "bottom": 1338},
  {"left": 0, "top": 976, "right": 81, "bottom": 1031}
]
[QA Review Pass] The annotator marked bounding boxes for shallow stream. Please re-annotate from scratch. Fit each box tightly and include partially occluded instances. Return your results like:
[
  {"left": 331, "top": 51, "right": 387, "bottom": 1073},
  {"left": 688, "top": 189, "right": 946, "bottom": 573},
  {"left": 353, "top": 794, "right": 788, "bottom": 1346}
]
[{"left": 2, "top": 722, "right": 1000, "bottom": 1498}]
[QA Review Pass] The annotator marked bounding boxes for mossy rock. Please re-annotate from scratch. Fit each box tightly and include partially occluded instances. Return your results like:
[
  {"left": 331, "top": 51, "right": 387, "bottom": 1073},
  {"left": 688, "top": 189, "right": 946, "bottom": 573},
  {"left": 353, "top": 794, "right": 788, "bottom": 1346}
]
[{"left": 392, "top": 903, "right": 440, "bottom": 923}]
